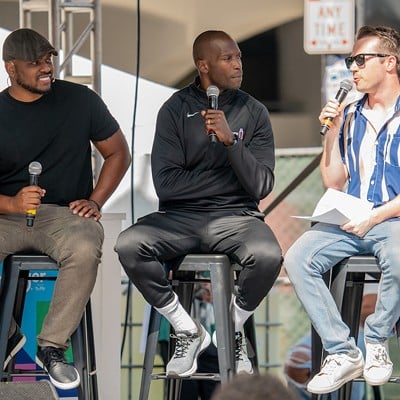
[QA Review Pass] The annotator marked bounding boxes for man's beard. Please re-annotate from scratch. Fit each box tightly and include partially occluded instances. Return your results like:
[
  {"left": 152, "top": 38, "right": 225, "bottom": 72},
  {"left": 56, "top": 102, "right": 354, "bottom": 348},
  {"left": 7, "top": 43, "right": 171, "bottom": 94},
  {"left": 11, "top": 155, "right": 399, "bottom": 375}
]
[{"left": 16, "top": 77, "right": 51, "bottom": 95}]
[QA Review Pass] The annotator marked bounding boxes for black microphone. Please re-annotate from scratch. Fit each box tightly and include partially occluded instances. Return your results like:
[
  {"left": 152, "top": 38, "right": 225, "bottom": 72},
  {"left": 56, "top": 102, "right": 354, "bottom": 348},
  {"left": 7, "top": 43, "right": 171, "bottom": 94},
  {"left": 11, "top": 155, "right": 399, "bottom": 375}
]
[
  {"left": 206, "top": 85, "right": 219, "bottom": 143},
  {"left": 320, "top": 79, "right": 353, "bottom": 136},
  {"left": 26, "top": 161, "right": 42, "bottom": 227}
]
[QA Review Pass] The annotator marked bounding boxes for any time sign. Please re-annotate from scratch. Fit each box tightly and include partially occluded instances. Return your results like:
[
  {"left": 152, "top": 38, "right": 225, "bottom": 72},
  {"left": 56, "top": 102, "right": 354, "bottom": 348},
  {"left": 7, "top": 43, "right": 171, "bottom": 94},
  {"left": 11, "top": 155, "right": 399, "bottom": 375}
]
[{"left": 304, "top": 0, "right": 355, "bottom": 54}]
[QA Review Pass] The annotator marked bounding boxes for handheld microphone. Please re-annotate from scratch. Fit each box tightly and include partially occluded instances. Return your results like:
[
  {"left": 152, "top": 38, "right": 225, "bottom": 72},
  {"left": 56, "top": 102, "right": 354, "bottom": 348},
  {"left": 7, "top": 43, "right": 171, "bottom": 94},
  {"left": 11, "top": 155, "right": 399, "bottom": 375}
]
[
  {"left": 206, "top": 85, "right": 219, "bottom": 143},
  {"left": 320, "top": 79, "right": 353, "bottom": 136},
  {"left": 26, "top": 161, "right": 42, "bottom": 227}
]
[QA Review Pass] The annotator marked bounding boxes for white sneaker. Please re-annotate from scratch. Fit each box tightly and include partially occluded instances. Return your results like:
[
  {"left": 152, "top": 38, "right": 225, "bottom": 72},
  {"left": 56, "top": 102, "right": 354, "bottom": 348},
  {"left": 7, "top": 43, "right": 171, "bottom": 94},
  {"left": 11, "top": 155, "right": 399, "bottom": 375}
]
[
  {"left": 364, "top": 340, "right": 393, "bottom": 385},
  {"left": 234, "top": 330, "right": 253, "bottom": 374},
  {"left": 211, "top": 330, "right": 253, "bottom": 374},
  {"left": 166, "top": 320, "right": 211, "bottom": 377},
  {"left": 307, "top": 350, "right": 364, "bottom": 394}
]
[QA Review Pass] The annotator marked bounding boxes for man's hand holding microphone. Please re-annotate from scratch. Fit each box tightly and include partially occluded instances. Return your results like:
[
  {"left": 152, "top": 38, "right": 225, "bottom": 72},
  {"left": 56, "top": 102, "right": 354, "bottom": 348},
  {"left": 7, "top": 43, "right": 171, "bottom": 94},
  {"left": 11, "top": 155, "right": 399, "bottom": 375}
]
[
  {"left": 319, "top": 79, "right": 353, "bottom": 136},
  {"left": 9, "top": 161, "right": 46, "bottom": 227},
  {"left": 202, "top": 85, "right": 237, "bottom": 146},
  {"left": 319, "top": 99, "right": 345, "bottom": 136},
  {"left": 9, "top": 160, "right": 101, "bottom": 224}
]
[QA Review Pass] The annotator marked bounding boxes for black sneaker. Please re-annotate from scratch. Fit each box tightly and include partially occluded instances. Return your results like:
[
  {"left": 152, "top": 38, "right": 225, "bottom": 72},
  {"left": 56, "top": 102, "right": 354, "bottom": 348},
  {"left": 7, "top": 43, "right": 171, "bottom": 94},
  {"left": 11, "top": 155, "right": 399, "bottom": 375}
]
[
  {"left": 3, "top": 325, "right": 26, "bottom": 370},
  {"left": 36, "top": 346, "right": 80, "bottom": 390}
]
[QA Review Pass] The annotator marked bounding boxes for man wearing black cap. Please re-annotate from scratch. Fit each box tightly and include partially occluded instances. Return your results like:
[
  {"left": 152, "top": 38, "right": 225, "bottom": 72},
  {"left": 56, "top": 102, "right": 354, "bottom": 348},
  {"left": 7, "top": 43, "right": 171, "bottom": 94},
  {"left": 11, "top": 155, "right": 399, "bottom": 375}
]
[{"left": 0, "top": 28, "right": 131, "bottom": 390}]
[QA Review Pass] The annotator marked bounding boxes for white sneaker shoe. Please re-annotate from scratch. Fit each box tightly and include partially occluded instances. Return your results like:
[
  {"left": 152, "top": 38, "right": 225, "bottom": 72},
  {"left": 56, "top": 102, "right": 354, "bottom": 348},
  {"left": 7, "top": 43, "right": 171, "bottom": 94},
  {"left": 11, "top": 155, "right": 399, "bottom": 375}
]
[
  {"left": 211, "top": 330, "right": 253, "bottom": 374},
  {"left": 307, "top": 350, "right": 364, "bottom": 394},
  {"left": 166, "top": 320, "right": 211, "bottom": 377},
  {"left": 234, "top": 330, "right": 253, "bottom": 374},
  {"left": 363, "top": 340, "right": 393, "bottom": 385}
]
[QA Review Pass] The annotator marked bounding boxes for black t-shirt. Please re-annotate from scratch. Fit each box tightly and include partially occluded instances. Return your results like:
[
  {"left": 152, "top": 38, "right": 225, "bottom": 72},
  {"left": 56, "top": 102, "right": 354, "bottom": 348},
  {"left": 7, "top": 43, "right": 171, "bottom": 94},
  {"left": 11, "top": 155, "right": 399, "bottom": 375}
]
[{"left": 0, "top": 80, "right": 119, "bottom": 205}]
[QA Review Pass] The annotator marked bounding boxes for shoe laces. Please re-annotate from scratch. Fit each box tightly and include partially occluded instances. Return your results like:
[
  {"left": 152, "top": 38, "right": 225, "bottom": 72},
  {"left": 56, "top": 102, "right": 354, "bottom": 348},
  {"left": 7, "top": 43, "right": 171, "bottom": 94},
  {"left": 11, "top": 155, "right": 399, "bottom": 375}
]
[
  {"left": 42, "top": 348, "right": 67, "bottom": 365},
  {"left": 170, "top": 333, "right": 196, "bottom": 359},
  {"left": 235, "top": 331, "right": 246, "bottom": 361},
  {"left": 319, "top": 354, "right": 346, "bottom": 375},
  {"left": 367, "top": 344, "right": 389, "bottom": 366}
]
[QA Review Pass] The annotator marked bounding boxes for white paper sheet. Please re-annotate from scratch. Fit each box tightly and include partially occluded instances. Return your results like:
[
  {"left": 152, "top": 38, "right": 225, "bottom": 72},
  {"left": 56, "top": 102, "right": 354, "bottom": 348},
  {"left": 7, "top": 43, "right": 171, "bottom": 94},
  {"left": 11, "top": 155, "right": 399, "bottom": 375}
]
[{"left": 292, "top": 188, "right": 374, "bottom": 225}]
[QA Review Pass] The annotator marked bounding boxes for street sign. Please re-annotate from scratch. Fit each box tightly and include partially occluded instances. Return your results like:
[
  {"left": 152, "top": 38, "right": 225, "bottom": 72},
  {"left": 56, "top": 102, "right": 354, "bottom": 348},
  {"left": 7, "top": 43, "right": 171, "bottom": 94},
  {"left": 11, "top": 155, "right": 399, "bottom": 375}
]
[{"left": 304, "top": 0, "right": 355, "bottom": 54}]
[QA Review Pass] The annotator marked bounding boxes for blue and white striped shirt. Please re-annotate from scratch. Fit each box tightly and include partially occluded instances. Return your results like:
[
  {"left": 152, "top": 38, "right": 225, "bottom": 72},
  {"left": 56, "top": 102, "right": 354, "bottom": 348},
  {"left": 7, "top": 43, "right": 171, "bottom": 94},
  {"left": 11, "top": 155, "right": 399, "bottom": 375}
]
[{"left": 339, "top": 95, "right": 400, "bottom": 207}]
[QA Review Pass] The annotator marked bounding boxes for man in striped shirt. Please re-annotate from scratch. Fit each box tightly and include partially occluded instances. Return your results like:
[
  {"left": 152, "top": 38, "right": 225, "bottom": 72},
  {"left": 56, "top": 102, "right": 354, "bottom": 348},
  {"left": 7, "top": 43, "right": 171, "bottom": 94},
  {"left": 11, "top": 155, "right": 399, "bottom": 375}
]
[{"left": 285, "top": 25, "right": 400, "bottom": 395}]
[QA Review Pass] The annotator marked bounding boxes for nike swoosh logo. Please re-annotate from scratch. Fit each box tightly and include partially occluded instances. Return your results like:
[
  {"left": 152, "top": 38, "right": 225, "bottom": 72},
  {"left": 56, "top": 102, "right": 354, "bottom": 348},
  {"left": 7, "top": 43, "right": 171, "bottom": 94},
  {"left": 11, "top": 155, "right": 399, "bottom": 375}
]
[{"left": 187, "top": 112, "right": 199, "bottom": 118}]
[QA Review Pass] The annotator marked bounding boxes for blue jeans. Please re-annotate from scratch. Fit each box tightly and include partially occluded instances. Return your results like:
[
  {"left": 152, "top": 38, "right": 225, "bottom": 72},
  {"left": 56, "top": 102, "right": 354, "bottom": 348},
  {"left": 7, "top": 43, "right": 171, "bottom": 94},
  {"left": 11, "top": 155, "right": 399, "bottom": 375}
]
[{"left": 284, "top": 220, "right": 400, "bottom": 355}]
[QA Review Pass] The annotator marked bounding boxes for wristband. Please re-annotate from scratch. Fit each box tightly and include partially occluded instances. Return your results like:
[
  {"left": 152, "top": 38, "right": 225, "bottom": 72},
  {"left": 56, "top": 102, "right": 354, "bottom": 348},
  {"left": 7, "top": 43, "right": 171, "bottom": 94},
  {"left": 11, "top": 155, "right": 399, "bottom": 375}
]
[
  {"left": 224, "top": 132, "right": 238, "bottom": 147},
  {"left": 89, "top": 199, "right": 101, "bottom": 211}
]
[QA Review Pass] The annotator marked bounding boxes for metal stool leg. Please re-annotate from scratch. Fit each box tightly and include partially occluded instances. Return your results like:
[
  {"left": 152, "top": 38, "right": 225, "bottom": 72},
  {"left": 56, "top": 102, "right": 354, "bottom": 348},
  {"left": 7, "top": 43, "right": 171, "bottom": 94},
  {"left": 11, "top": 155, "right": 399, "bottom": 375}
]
[
  {"left": 336, "top": 271, "right": 364, "bottom": 400},
  {"left": 138, "top": 307, "right": 162, "bottom": 400},
  {"left": 0, "top": 256, "right": 21, "bottom": 376},
  {"left": 209, "top": 256, "right": 235, "bottom": 383},
  {"left": 311, "top": 269, "right": 334, "bottom": 400},
  {"left": 396, "top": 318, "right": 400, "bottom": 347},
  {"left": 243, "top": 315, "right": 258, "bottom": 372},
  {"left": 72, "top": 300, "right": 98, "bottom": 400}
]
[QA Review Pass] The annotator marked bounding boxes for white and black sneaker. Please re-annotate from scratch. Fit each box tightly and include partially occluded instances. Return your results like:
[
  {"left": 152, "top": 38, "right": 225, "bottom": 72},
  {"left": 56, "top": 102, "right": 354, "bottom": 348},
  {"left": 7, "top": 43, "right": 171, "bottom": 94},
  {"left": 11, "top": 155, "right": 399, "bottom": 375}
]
[
  {"left": 36, "top": 346, "right": 80, "bottom": 390},
  {"left": 212, "top": 330, "right": 254, "bottom": 374},
  {"left": 235, "top": 330, "right": 253, "bottom": 374},
  {"left": 166, "top": 320, "right": 211, "bottom": 377},
  {"left": 3, "top": 325, "right": 26, "bottom": 370}
]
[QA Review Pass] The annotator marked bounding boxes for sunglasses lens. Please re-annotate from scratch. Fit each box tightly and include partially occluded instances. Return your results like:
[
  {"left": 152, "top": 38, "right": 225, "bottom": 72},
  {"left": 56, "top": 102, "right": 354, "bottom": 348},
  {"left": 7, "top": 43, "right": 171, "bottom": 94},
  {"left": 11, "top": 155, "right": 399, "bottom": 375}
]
[
  {"left": 345, "top": 54, "right": 367, "bottom": 69},
  {"left": 345, "top": 57, "right": 353, "bottom": 69},
  {"left": 354, "top": 54, "right": 365, "bottom": 66}
]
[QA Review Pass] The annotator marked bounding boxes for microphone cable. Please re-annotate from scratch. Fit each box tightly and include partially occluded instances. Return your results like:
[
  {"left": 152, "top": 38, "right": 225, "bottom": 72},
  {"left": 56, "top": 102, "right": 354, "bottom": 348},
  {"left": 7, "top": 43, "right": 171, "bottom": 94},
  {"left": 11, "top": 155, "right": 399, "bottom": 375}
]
[{"left": 121, "top": 0, "right": 141, "bottom": 361}]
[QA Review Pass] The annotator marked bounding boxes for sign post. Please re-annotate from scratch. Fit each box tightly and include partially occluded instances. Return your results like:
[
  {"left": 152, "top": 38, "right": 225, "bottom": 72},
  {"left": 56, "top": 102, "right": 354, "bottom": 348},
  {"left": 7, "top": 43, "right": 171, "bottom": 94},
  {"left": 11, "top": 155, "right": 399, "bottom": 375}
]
[{"left": 304, "top": 0, "right": 355, "bottom": 54}]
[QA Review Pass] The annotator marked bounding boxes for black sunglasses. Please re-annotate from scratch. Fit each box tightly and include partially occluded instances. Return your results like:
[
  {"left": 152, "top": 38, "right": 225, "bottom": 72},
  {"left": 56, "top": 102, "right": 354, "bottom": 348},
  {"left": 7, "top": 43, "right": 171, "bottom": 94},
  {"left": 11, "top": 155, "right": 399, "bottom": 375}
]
[{"left": 345, "top": 53, "right": 390, "bottom": 69}]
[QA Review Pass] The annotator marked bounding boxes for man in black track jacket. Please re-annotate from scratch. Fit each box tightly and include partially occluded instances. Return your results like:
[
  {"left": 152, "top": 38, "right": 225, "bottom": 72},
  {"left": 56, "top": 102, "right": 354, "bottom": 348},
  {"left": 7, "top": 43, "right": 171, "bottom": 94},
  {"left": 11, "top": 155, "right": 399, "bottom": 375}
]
[{"left": 115, "top": 30, "right": 282, "bottom": 378}]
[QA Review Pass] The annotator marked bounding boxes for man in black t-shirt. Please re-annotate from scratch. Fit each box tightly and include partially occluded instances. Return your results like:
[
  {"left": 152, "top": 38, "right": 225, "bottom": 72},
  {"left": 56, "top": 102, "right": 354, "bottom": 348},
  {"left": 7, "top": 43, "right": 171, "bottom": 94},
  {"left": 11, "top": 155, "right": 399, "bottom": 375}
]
[{"left": 0, "top": 28, "right": 131, "bottom": 390}]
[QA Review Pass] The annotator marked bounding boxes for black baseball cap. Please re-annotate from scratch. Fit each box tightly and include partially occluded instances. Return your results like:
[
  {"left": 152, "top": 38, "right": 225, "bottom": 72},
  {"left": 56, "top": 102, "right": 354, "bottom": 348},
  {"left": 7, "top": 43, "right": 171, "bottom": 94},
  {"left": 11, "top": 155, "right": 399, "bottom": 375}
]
[{"left": 2, "top": 28, "right": 58, "bottom": 62}]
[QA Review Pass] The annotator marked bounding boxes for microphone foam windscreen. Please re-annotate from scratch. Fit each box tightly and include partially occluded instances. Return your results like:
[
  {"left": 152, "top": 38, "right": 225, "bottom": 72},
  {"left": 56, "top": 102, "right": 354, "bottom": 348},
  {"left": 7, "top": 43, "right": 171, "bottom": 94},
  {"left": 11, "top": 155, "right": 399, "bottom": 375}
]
[
  {"left": 29, "top": 161, "right": 42, "bottom": 175},
  {"left": 206, "top": 85, "right": 219, "bottom": 97},
  {"left": 340, "top": 79, "right": 353, "bottom": 92}
]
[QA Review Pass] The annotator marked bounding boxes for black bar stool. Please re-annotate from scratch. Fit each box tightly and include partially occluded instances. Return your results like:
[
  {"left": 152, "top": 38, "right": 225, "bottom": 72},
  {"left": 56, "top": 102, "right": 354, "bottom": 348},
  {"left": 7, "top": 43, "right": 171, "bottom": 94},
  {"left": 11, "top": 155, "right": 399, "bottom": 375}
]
[
  {"left": 0, "top": 254, "right": 98, "bottom": 400},
  {"left": 311, "top": 256, "right": 400, "bottom": 400},
  {"left": 138, "top": 254, "right": 258, "bottom": 400}
]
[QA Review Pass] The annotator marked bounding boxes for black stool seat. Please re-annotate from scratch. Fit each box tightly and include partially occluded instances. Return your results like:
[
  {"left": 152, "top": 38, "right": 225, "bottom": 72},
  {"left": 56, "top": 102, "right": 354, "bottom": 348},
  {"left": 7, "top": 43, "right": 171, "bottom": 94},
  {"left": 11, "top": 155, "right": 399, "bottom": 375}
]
[
  {"left": 0, "top": 254, "right": 98, "bottom": 400},
  {"left": 0, "top": 380, "right": 59, "bottom": 399},
  {"left": 138, "top": 254, "right": 258, "bottom": 400}
]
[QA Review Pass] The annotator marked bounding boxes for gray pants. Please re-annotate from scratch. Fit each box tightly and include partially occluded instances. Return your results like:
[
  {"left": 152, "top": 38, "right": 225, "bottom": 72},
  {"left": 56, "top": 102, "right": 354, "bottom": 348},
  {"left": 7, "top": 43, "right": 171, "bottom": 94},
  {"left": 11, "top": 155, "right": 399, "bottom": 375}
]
[{"left": 0, "top": 204, "right": 104, "bottom": 350}]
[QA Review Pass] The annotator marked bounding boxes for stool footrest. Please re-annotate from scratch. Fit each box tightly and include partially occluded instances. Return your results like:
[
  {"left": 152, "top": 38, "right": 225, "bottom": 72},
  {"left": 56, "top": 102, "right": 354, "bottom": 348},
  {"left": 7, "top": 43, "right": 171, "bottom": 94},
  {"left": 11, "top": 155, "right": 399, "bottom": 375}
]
[
  {"left": 151, "top": 372, "right": 221, "bottom": 381},
  {"left": 6, "top": 368, "right": 97, "bottom": 378},
  {"left": 351, "top": 376, "right": 400, "bottom": 384}
]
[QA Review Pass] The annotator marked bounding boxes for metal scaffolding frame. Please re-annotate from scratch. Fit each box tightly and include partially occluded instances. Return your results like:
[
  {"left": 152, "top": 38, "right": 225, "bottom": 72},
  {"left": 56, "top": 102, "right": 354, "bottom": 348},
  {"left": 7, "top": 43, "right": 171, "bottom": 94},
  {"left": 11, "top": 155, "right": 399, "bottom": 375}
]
[
  {"left": 18, "top": 0, "right": 103, "bottom": 180},
  {"left": 19, "top": 0, "right": 102, "bottom": 94}
]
